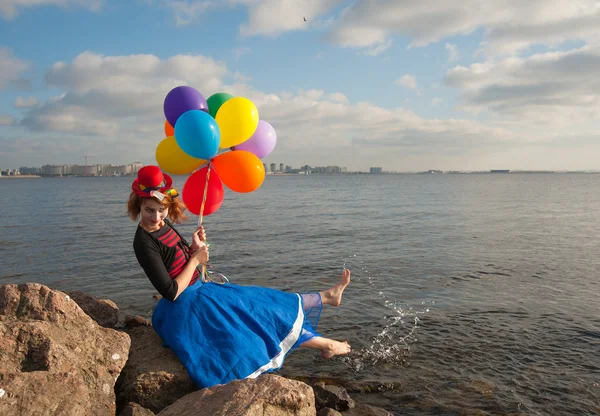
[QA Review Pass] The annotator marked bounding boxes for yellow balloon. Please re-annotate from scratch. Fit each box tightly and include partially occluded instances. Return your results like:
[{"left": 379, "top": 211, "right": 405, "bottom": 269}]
[
  {"left": 215, "top": 97, "right": 259, "bottom": 148},
  {"left": 155, "top": 136, "right": 205, "bottom": 175}
]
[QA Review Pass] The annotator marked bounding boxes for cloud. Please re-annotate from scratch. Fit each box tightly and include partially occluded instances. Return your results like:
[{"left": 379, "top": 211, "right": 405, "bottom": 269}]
[
  {"left": 483, "top": 7, "right": 600, "bottom": 56},
  {"left": 14, "top": 96, "right": 40, "bottom": 108},
  {"left": 328, "top": 92, "right": 348, "bottom": 103},
  {"left": 445, "top": 43, "right": 460, "bottom": 62},
  {"left": 0, "top": 47, "right": 30, "bottom": 90},
  {"left": 166, "top": 0, "right": 221, "bottom": 25},
  {"left": 7, "top": 50, "right": 598, "bottom": 171},
  {"left": 22, "top": 51, "right": 228, "bottom": 136},
  {"left": 326, "top": 0, "right": 600, "bottom": 56},
  {"left": 0, "top": 115, "right": 15, "bottom": 125},
  {"left": 301, "top": 89, "right": 324, "bottom": 100},
  {"left": 362, "top": 39, "right": 393, "bottom": 56},
  {"left": 238, "top": 0, "right": 343, "bottom": 37},
  {"left": 150, "top": 1, "right": 600, "bottom": 61},
  {"left": 233, "top": 47, "right": 251, "bottom": 60},
  {"left": 432, "top": 97, "right": 443, "bottom": 105},
  {"left": 394, "top": 75, "right": 417, "bottom": 90},
  {"left": 9, "top": 51, "right": 525, "bottom": 169},
  {"left": 445, "top": 44, "right": 600, "bottom": 128},
  {"left": 44, "top": 51, "right": 227, "bottom": 93},
  {"left": 0, "top": 0, "right": 103, "bottom": 20}
]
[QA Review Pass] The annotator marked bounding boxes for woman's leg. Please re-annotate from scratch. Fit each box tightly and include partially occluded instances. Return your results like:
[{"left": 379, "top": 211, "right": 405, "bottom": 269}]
[
  {"left": 318, "top": 269, "right": 351, "bottom": 307},
  {"left": 298, "top": 269, "right": 352, "bottom": 358},
  {"left": 299, "top": 336, "right": 351, "bottom": 359}
]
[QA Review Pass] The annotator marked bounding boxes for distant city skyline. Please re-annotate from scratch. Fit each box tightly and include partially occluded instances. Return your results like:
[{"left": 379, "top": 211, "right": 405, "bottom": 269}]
[
  {"left": 2, "top": 154, "right": 599, "bottom": 173},
  {"left": 3, "top": 161, "right": 597, "bottom": 177},
  {"left": 1, "top": 161, "right": 350, "bottom": 175}
]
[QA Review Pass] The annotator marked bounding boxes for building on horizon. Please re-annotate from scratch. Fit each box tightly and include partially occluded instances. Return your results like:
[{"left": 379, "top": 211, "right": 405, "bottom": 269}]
[
  {"left": 72, "top": 164, "right": 98, "bottom": 176},
  {"left": 370, "top": 167, "right": 382, "bottom": 174},
  {"left": 313, "top": 165, "right": 346, "bottom": 173},
  {"left": 36, "top": 162, "right": 143, "bottom": 176},
  {"left": 19, "top": 167, "right": 40, "bottom": 175},
  {"left": 0, "top": 168, "right": 19, "bottom": 176},
  {"left": 41, "top": 164, "right": 67, "bottom": 176}
]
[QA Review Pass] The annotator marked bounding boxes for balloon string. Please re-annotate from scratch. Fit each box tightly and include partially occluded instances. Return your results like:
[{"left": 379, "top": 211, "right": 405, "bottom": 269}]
[
  {"left": 197, "top": 148, "right": 231, "bottom": 171},
  {"left": 198, "top": 162, "right": 211, "bottom": 227},
  {"left": 198, "top": 162, "right": 211, "bottom": 282}
]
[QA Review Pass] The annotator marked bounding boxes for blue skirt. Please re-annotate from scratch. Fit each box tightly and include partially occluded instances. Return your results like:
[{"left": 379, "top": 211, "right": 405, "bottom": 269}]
[{"left": 152, "top": 281, "right": 321, "bottom": 389}]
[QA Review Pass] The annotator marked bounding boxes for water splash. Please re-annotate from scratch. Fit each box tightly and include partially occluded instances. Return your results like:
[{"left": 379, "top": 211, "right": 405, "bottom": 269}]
[{"left": 342, "top": 255, "right": 433, "bottom": 372}]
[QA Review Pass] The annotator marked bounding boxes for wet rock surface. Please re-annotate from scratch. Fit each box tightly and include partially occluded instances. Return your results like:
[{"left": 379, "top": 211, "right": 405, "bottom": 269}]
[
  {"left": 0, "top": 283, "right": 130, "bottom": 416},
  {"left": 1, "top": 284, "right": 397, "bottom": 416},
  {"left": 158, "top": 374, "right": 316, "bottom": 416}
]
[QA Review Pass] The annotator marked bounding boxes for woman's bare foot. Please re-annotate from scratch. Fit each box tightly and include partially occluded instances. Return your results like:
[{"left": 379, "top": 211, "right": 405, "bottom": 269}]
[
  {"left": 321, "top": 340, "right": 352, "bottom": 359},
  {"left": 321, "top": 269, "right": 351, "bottom": 307}
]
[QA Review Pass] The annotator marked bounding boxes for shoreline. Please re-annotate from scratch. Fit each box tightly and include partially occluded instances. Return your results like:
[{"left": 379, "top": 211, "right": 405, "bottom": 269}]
[{"left": 0, "top": 175, "right": 41, "bottom": 178}]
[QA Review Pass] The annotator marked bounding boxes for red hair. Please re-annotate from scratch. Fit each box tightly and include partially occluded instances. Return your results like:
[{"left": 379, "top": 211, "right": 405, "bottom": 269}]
[{"left": 127, "top": 190, "right": 187, "bottom": 224}]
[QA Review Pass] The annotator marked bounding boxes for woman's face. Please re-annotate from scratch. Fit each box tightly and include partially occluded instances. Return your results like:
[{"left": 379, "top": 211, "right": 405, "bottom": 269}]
[{"left": 140, "top": 198, "right": 168, "bottom": 231}]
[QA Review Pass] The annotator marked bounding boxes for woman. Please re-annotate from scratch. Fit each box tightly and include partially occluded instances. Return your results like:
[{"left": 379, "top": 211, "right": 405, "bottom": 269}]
[{"left": 128, "top": 165, "right": 351, "bottom": 389}]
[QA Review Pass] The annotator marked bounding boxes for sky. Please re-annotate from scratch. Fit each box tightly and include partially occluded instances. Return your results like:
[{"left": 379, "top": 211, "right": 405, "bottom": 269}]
[{"left": 1, "top": 0, "right": 599, "bottom": 172}]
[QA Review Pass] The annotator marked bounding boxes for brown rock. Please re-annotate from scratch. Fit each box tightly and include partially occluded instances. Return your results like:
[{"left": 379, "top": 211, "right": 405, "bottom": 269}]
[
  {"left": 65, "top": 290, "right": 119, "bottom": 328},
  {"left": 158, "top": 374, "right": 316, "bottom": 416},
  {"left": 115, "top": 325, "right": 196, "bottom": 413},
  {"left": 124, "top": 315, "right": 152, "bottom": 329},
  {"left": 313, "top": 384, "right": 355, "bottom": 411},
  {"left": 0, "top": 283, "right": 130, "bottom": 416},
  {"left": 119, "top": 402, "right": 156, "bottom": 416}
]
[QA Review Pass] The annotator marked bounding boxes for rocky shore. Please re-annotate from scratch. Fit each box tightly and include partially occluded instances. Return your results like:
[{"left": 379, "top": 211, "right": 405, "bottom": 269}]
[{"left": 0, "top": 283, "right": 396, "bottom": 416}]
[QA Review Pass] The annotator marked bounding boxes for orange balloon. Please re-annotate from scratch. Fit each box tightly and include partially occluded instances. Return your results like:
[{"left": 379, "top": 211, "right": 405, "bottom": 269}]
[
  {"left": 164, "top": 120, "right": 174, "bottom": 137},
  {"left": 212, "top": 150, "right": 265, "bottom": 193}
]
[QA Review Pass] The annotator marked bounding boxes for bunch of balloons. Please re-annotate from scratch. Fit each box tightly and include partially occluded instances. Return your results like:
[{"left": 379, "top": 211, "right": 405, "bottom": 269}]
[{"left": 155, "top": 86, "right": 277, "bottom": 217}]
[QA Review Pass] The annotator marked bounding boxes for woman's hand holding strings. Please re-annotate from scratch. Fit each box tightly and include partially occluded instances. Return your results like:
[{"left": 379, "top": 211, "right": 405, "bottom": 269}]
[
  {"left": 191, "top": 245, "right": 209, "bottom": 266},
  {"left": 190, "top": 226, "right": 207, "bottom": 250}
]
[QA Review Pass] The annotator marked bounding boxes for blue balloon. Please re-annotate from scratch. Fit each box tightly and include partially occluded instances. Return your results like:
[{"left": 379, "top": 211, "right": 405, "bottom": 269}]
[{"left": 174, "top": 110, "right": 220, "bottom": 160}]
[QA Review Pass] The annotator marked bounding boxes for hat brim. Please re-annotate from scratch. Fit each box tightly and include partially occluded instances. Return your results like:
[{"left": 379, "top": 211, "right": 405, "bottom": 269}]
[{"left": 132, "top": 173, "right": 174, "bottom": 197}]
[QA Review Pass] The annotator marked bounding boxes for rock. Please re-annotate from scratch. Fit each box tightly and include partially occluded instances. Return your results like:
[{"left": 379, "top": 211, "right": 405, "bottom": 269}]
[
  {"left": 124, "top": 315, "right": 152, "bottom": 329},
  {"left": 313, "top": 384, "right": 355, "bottom": 411},
  {"left": 342, "top": 403, "right": 394, "bottom": 416},
  {"left": 158, "top": 374, "right": 316, "bottom": 416},
  {"left": 317, "top": 408, "right": 342, "bottom": 416},
  {"left": 65, "top": 290, "right": 119, "bottom": 328},
  {"left": 115, "top": 325, "right": 196, "bottom": 414},
  {"left": 0, "top": 283, "right": 130, "bottom": 416},
  {"left": 119, "top": 402, "right": 156, "bottom": 416}
]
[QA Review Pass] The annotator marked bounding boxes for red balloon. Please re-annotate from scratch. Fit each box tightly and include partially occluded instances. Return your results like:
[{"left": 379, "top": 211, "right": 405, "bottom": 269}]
[
  {"left": 202, "top": 199, "right": 223, "bottom": 216},
  {"left": 182, "top": 166, "right": 224, "bottom": 216}
]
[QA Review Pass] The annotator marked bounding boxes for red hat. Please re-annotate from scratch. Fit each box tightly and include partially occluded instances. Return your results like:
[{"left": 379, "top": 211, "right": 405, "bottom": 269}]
[{"left": 131, "top": 165, "right": 175, "bottom": 198}]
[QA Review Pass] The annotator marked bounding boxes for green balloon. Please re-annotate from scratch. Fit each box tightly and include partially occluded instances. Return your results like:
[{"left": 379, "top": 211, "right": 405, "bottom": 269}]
[{"left": 207, "top": 92, "right": 234, "bottom": 118}]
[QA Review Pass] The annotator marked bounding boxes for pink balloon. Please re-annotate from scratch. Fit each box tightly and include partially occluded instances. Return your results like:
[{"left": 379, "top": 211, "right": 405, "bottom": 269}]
[{"left": 232, "top": 120, "right": 276, "bottom": 159}]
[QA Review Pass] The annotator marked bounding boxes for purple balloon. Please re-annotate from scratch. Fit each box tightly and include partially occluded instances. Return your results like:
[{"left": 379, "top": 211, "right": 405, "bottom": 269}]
[
  {"left": 233, "top": 120, "right": 277, "bottom": 159},
  {"left": 164, "top": 86, "right": 208, "bottom": 126}
]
